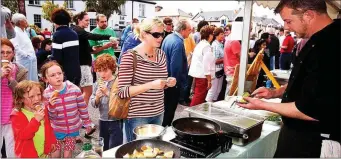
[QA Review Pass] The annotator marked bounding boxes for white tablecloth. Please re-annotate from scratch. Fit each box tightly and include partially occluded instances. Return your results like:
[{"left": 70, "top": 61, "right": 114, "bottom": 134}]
[{"left": 102, "top": 124, "right": 281, "bottom": 158}]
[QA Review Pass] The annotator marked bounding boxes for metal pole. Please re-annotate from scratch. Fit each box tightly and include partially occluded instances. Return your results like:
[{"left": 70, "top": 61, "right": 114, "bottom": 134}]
[{"left": 237, "top": 0, "right": 253, "bottom": 96}]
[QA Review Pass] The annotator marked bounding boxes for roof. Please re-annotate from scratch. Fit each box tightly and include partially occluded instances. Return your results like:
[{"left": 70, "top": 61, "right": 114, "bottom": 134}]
[
  {"left": 192, "top": 10, "right": 239, "bottom": 22},
  {"left": 252, "top": 16, "right": 281, "bottom": 26},
  {"left": 155, "top": 8, "right": 192, "bottom": 17},
  {"left": 134, "top": 0, "right": 156, "bottom": 5}
]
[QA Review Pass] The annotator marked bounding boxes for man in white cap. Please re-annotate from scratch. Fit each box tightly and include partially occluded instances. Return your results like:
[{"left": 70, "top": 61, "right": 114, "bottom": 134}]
[{"left": 10, "top": 13, "right": 38, "bottom": 81}]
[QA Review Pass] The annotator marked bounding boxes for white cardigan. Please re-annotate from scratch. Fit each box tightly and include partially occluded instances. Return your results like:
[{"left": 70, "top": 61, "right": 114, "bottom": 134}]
[{"left": 188, "top": 40, "right": 216, "bottom": 79}]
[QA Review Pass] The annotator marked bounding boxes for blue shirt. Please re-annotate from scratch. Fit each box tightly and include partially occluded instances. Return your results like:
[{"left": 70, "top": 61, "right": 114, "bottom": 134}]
[
  {"left": 118, "top": 32, "right": 141, "bottom": 64},
  {"left": 161, "top": 33, "right": 188, "bottom": 89}
]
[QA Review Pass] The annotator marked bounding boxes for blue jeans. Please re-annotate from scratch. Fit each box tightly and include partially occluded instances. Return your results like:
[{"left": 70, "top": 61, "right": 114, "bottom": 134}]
[
  {"left": 124, "top": 113, "right": 164, "bottom": 142},
  {"left": 280, "top": 53, "right": 292, "bottom": 70},
  {"left": 99, "top": 120, "right": 123, "bottom": 151},
  {"left": 270, "top": 56, "right": 275, "bottom": 70}
]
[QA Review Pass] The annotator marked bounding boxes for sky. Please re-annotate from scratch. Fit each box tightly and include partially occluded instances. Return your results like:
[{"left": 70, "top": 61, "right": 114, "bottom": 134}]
[{"left": 153, "top": 1, "right": 284, "bottom": 25}]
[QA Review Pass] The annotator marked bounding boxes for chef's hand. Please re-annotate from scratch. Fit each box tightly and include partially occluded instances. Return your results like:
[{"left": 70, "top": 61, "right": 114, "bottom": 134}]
[
  {"left": 237, "top": 97, "right": 267, "bottom": 110},
  {"left": 251, "top": 87, "right": 275, "bottom": 99},
  {"left": 166, "top": 77, "right": 176, "bottom": 87}
]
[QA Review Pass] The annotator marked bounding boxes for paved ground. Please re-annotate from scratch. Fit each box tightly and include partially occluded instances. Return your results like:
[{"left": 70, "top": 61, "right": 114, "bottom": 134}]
[{"left": 73, "top": 104, "right": 190, "bottom": 157}]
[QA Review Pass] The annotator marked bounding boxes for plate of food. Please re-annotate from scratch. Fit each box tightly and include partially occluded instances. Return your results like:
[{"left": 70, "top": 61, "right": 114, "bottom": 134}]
[{"left": 115, "top": 139, "right": 180, "bottom": 158}]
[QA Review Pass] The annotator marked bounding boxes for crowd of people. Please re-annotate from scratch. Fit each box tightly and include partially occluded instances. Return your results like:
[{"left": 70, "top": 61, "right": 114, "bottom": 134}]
[{"left": 0, "top": 0, "right": 340, "bottom": 158}]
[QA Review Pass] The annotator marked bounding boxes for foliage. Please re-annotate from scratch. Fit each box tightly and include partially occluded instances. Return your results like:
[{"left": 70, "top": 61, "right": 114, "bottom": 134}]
[
  {"left": 42, "top": 0, "right": 61, "bottom": 22},
  {"left": 29, "top": 24, "right": 41, "bottom": 33},
  {"left": 1, "top": 0, "right": 18, "bottom": 14},
  {"left": 42, "top": 0, "right": 73, "bottom": 22},
  {"left": 83, "top": 0, "right": 126, "bottom": 19}
]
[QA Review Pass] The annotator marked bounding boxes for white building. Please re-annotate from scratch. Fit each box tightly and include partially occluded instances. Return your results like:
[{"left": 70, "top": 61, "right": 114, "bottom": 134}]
[{"left": 25, "top": 0, "right": 156, "bottom": 32}]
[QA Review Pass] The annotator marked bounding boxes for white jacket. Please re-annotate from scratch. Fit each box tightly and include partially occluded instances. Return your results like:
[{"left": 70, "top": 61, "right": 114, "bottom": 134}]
[{"left": 188, "top": 40, "right": 215, "bottom": 79}]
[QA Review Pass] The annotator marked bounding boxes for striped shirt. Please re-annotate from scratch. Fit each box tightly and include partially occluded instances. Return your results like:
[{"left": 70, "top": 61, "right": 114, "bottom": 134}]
[
  {"left": 43, "top": 81, "right": 92, "bottom": 134},
  {"left": 118, "top": 49, "right": 168, "bottom": 118}
]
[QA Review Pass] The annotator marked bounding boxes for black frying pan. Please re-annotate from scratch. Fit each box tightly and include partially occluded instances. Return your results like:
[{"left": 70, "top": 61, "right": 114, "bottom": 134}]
[
  {"left": 172, "top": 117, "right": 248, "bottom": 139},
  {"left": 115, "top": 139, "right": 181, "bottom": 158}
]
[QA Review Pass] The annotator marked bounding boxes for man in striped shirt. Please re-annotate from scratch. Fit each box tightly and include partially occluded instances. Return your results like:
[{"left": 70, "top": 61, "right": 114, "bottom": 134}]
[{"left": 50, "top": 9, "right": 81, "bottom": 86}]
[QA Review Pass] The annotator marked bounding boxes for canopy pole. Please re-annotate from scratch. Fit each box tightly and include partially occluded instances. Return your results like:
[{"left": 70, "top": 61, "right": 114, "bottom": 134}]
[{"left": 237, "top": 0, "right": 254, "bottom": 96}]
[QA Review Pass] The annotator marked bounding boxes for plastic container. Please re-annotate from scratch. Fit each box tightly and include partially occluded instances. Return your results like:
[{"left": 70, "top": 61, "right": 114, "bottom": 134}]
[{"left": 76, "top": 143, "right": 101, "bottom": 158}]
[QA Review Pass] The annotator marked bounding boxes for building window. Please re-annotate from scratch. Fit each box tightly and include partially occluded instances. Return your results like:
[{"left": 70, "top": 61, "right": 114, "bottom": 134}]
[
  {"left": 120, "top": 16, "right": 125, "bottom": 21},
  {"left": 34, "top": 14, "right": 41, "bottom": 28},
  {"left": 29, "top": 0, "right": 40, "bottom": 5},
  {"left": 139, "top": 4, "right": 145, "bottom": 17},
  {"left": 119, "top": 21, "right": 125, "bottom": 25},
  {"left": 120, "top": 4, "right": 126, "bottom": 15},
  {"left": 90, "top": 19, "right": 96, "bottom": 31},
  {"left": 65, "top": 0, "right": 74, "bottom": 9}
]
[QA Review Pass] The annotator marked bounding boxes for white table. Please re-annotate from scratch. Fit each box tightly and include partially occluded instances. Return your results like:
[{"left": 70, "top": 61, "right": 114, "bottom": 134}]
[{"left": 103, "top": 124, "right": 281, "bottom": 158}]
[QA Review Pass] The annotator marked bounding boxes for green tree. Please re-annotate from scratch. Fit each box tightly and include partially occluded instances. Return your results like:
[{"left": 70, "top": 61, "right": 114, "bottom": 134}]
[
  {"left": 42, "top": 0, "right": 73, "bottom": 22},
  {"left": 42, "top": 0, "right": 61, "bottom": 22},
  {"left": 1, "top": 0, "right": 18, "bottom": 14},
  {"left": 83, "top": 0, "right": 126, "bottom": 19}
]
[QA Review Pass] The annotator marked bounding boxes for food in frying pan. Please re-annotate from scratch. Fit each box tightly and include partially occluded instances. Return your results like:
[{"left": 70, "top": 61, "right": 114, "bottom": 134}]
[
  {"left": 236, "top": 92, "right": 251, "bottom": 104},
  {"left": 123, "top": 145, "right": 174, "bottom": 158}
]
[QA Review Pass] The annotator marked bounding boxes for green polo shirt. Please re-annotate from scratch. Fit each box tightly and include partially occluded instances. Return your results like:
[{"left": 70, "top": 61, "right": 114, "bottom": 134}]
[
  {"left": 89, "top": 27, "right": 117, "bottom": 59},
  {"left": 22, "top": 108, "right": 45, "bottom": 156}
]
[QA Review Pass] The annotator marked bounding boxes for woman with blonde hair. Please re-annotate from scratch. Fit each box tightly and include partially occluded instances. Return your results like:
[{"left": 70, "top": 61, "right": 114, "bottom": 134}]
[{"left": 118, "top": 18, "right": 177, "bottom": 142}]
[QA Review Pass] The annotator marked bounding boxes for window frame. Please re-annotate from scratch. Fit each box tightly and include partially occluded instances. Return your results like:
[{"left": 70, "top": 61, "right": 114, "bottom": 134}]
[
  {"left": 29, "top": 0, "right": 40, "bottom": 5},
  {"left": 139, "top": 3, "right": 145, "bottom": 17},
  {"left": 65, "top": 0, "right": 74, "bottom": 9},
  {"left": 33, "top": 14, "right": 42, "bottom": 28},
  {"left": 90, "top": 19, "right": 97, "bottom": 31}
]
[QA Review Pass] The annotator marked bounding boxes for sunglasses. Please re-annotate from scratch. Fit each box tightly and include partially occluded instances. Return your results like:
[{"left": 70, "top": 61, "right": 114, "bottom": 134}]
[{"left": 145, "top": 31, "right": 165, "bottom": 39}]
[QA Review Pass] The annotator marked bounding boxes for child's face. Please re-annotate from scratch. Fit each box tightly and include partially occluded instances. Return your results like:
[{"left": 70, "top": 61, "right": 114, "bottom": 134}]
[
  {"left": 22, "top": 86, "right": 42, "bottom": 109},
  {"left": 97, "top": 68, "right": 113, "bottom": 81},
  {"left": 45, "top": 65, "right": 64, "bottom": 86}
]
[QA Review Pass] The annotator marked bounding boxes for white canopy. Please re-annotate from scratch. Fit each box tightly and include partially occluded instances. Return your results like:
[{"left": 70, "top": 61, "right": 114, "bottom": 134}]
[
  {"left": 237, "top": 0, "right": 340, "bottom": 95},
  {"left": 255, "top": 0, "right": 340, "bottom": 19}
]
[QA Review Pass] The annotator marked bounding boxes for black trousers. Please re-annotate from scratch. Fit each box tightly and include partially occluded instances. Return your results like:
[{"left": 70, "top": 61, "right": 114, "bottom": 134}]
[
  {"left": 179, "top": 75, "right": 193, "bottom": 103},
  {"left": 162, "top": 86, "right": 180, "bottom": 126},
  {"left": 274, "top": 125, "right": 322, "bottom": 158}
]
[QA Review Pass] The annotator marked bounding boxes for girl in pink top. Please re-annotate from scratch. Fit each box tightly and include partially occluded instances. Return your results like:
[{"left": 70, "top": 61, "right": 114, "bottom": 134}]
[{"left": 1, "top": 38, "right": 28, "bottom": 157}]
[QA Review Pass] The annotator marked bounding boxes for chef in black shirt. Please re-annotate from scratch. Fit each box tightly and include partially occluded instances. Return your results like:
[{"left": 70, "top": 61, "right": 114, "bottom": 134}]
[{"left": 238, "top": 0, "right": 340, "bottom": 157}]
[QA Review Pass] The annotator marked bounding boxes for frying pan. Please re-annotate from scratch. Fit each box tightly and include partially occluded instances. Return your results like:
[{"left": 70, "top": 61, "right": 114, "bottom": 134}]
[
  {"left": 115, "top": 139, "right": 181, "bottom": 158},
  {"left": 172, "top": 117, "right": 249, "bottom": 139}
]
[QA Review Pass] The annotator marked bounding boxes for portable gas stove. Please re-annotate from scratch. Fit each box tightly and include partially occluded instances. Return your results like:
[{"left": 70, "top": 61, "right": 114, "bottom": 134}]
[{"left": 169, "top": 135, "right": 232, "bottom": 158}]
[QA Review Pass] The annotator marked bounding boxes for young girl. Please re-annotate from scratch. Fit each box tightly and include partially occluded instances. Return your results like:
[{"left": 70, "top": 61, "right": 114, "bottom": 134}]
[
  {"left": 41, "top": 61, "right": 93, "bottom": 158},
  {"left": 89, "top": 54, "right": 123, "bottom": 151},
  {"left": 10, "top": 80, "right": 56, "bottom": 158}
]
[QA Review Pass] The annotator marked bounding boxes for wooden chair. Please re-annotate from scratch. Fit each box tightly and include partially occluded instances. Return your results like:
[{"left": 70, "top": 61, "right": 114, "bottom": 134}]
[{"left": 229, "top": 49, "right": 281, "bottom": 96}]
